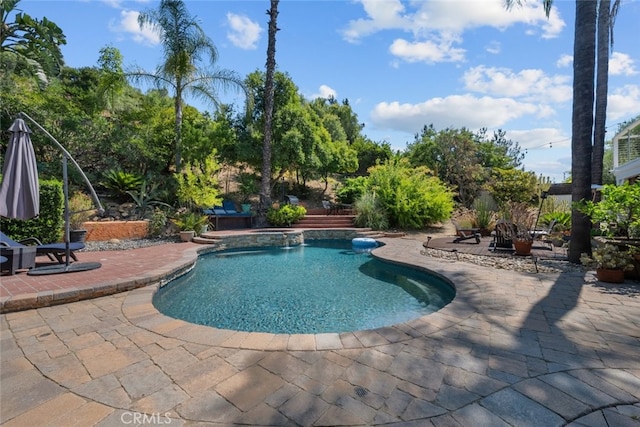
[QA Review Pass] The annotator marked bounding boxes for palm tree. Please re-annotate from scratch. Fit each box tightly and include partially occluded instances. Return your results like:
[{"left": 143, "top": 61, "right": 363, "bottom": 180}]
[
  {"left": 506, "top": 0, "right": 621, "bottom": 262},
  {"left": 592, "top": 0, "right": 620, "bottom": 186},
  {"left": 258, "top": 0, "right": 279, "bottom": 225},
  {"left": 130, "top": 0, "right": 245, "bottom": 172},
  {"left": 0, "top": 0, "right": 66, "bottom": 85},
  {"left": 568, "top": 0, "right": 598, "bottom": 263}
]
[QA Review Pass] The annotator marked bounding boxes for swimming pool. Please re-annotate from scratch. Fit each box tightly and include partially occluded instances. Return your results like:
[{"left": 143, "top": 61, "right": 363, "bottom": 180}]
[{"left": 153, "top": 240, "right": 455, "bottom": 334}]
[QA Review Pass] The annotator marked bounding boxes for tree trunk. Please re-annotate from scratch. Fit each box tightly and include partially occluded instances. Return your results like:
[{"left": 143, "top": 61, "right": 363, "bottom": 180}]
[
  {"left": 175, "top": 84, "right": 183, "bottom": 172},
  {"left": 592, "top": 0, "right": 611, "bottom": 186},
  {"left": 258, "top": 0, "right": 279, "bottom": 226},
  {"left": 569, "top": 0, "right": 597, "bottom": 263}
]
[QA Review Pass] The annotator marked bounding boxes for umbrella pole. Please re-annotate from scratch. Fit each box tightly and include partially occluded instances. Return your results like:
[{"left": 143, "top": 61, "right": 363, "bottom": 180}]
[{"left": 63, "top": 155, "right": 71, "bottom": 268}]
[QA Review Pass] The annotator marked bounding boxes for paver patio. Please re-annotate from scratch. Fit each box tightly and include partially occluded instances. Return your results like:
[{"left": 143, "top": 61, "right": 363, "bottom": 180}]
[{"left": 1, "top": 234, "right": 639, "bottom": 426}]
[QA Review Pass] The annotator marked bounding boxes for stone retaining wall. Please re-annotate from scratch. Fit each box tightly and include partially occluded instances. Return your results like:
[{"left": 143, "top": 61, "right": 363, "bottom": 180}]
[{"left": 83, "top": 221, "right": 149, "bottom": 241}]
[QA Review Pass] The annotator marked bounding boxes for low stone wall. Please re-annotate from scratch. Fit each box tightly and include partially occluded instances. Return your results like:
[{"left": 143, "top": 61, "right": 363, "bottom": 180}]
[
  {"left": 83, "top": 221, "right": 149, "bottom": 241},
  {"left": 200, "top": 229, "right": 365, "bottom": 253}
]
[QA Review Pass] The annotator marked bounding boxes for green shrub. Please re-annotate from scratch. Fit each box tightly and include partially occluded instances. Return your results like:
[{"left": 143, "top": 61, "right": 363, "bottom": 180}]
[
  {"left": 578, "top": 182, "right": 640, "bottom": 239},
  {"left": 172, "top": 210, "right": 209, "bottom": 235},
  {"left": 68, "top": 191, "right": 94, "bottom": 230},
  {"left": 366, "top": 158, "right": 455, "bottom": 229},
  {"left": 101, "top": 169, "right": 143, "bottom": 200},
  {"left": 472, "top": 198, "right": 495, "bottom": 230},
  {"left": 148, "top": 207, "right": 168, "bottom": 237},
  {"left": 353, "top": 191, "right": 389, "bottom": 230},
  {"left": 336, "top": 176, "right": 367, "bottom": 204},
  {"left": 266, "top": 204, "right": 307, "bottom": 227},
  {"left": 0, "top": 179, "right": 64, "bottom": 243}
]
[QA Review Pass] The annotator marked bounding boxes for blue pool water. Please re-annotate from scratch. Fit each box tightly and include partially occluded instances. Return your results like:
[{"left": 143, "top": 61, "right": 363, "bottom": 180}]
[{"left": 153, "top": 240, "right": 455, "bottom": 334}]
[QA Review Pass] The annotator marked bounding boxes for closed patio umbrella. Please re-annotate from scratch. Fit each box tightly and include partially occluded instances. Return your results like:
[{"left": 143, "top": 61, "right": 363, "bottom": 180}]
[{"left": 0, "top": 118, "right": 39, "bottom": 220}]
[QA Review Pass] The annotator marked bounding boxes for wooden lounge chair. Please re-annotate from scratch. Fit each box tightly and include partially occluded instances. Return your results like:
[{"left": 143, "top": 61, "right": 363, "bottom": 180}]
[
  {"left": 490, "top": 220, "right": 517, "bottom": 252},
  {"left": 452, "top": 221, "right": 481, "bottom": 244}
]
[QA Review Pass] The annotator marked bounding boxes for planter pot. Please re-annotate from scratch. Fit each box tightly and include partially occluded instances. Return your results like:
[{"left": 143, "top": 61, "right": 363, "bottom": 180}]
[
  {"left": 179, "top": 230, "right": 195, "bottom": 242},
  {"left": 69, "top": 229, "right": 87, "bottom": 243},
  {"left": 596, "top": 268, "right": 625, "bottom": 283},
  {"left": 514, "top": 239, "right": 533, "bottom": 256}
]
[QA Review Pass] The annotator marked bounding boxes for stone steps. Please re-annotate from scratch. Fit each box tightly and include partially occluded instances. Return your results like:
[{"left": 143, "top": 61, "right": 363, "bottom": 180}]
[{"left": 294, "top": 214, "right": 356, "bottom": 228}]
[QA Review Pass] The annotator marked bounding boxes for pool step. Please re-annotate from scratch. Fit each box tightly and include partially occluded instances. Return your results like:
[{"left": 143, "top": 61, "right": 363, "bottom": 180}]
[{"left": 294, "top": 214, "right": 356, "bottom": 228}]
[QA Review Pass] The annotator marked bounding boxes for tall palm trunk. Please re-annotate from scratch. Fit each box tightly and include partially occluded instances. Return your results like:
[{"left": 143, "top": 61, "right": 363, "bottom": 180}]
[
  {"left": 259, "top": 0, "right": 279, "bottom": 224},
  {"left": 175, "top": 81, "right": 183, "bottom": 172},
  {"left": 592, "top": 0, "right": 611, "bottom": 186},
  {"left": 569, "top": 0, "right": 597, "bottom": 263}
]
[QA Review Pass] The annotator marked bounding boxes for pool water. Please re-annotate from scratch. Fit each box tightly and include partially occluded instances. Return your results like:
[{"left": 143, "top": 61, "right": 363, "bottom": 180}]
[{"left": 153, "top": 240, "right": 455, "bottom": 334}]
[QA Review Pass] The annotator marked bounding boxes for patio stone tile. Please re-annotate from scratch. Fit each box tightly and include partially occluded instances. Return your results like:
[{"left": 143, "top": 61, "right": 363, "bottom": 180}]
[
  {"left": 119, "top": 363, "right": 172, "bottom": 399},
  {"left": 278, "top": 389, "right": 330, "bottom": 426},
  {"left": 513, "top": 377, "right": 590, "bottom": 419},
  {"left": 287, "top": 333, "right": 316, "bottom": 351},
  {"left": 172, "top": 356, "right": 237, "bottom": 396},
  {"left": 152, "top": 346, "right": 199, "bottom": 377},
  {"left": 216, "top": 365, "right": 285, "bottom": 411},
  {"left": 480, "top": 388, "right": 565, "bottom": 427},
  {"left": 0, "top": 369, "right": 65, "bottom": 421},
  {"left": 224, "top": 348, "right": 268, "bottom": 369},
  {"left": 131, "top": 384, "right": 190, "bottom": 414},
  {"left": 403, "top": 397, "right": 447, "bottom": 420},
  {"left": 234, "top": 403, "right": 293, "bottom": 426},
  {"left": 387, "top": 351, "right": 446, "bottom": 391},
  {"left": 176, "top": 389, "right": 242, "bottom": 423},
  {"left": 435, "top": 384, "right": 481, "bottom": 410},
  {"left": 71, "top": 374, "right": 132, "bottom": 408},
  {"left": 1, "top": 392, "right": 86, "bottom": 427},
  {"left": 47, "top": 401, "right": 113, "bottom": 427},
  {"left": 451, "top": 403, "right": 511, "bottom": 427},
  {"left": 315, "top": 332, "right": 343, "bottom": 350},
  {"left": 80, "top": 345, "right": 148, "bottom": 378},
  {"left": 314, "top": 403, "right": 370, "bottom": 426}
]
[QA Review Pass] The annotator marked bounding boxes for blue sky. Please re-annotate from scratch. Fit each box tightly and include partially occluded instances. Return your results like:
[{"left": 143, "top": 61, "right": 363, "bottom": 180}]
[{"left": 24, "top": 0, "right": 640, "bottom": 182}]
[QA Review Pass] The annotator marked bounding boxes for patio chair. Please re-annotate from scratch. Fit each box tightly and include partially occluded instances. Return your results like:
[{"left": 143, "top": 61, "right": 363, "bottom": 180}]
[
  {"left": 1, "top": 231, "right": 84, "bottom": 267},
  {"left": 490, "top": 220, "right": 517, "bottom": 252},
  {"left": 452, "top": 221, "right": 481, "bottom": 244}
]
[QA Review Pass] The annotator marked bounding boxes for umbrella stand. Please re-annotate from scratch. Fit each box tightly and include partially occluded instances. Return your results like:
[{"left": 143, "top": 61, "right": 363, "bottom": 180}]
[{"left": 16, "top": 112, "right": 104, "bottom": 275}]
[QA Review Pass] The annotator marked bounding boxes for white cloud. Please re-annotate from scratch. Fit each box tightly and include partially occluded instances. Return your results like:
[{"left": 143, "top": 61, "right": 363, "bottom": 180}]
[
  {"left": 607, "top": 84, "right": 640, "bottom": 121},
  {"left": 485, "top": 40, "right": 501, "bottom": 55},
  {"left": 226, "top": 13, "right": 262, "bottom": 50},
  {"left": 309, "top": 85, "right": 337, "bottom": 100},
  {"left": 609, "top": 52, "right": 638, "bottom": 76},
  {"left": 342, "top": 0, "right": 565, "bottom": 66},
  {"left": 370, "top": 94, "right": 541, "bottom": 133},
  {"left": 108, "top": 10, "right": 160, "bottom": 46},
  {"left": 462, "top": 65, "right": 572, "bottom": 104},
  {"left": 342, "top": 0, "right": 565, "bottom": 43},
  {"left": 556, "top": 54, "right": 572, "bottom": 68},
  {"left": 506, "top": 128, "right": 570, "bottom": 151},
  {"left": 389, "top": 37, "right": 465, "bottom": 63}
]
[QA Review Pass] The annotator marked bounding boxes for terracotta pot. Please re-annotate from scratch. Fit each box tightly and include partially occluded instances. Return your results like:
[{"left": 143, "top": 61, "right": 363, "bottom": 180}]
[
  {"left": 596, "top": 268, "right": 625, "bottom": 283},
  {"left": 179, "top": 230, "right": 195, "bottom": 242},
  {"left": 514, "top": 239, "right": 533, "bottom": 255}
]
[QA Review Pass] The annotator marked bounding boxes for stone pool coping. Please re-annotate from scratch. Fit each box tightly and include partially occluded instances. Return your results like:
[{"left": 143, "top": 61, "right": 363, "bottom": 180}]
[{"left": 122, "top": 233, "right": 480, "bottom": 351}]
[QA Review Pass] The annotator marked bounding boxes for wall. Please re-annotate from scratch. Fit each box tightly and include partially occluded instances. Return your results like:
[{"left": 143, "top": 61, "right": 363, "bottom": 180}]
[{"left": 83, "top": 221, "right": 149, "bottom": 241}]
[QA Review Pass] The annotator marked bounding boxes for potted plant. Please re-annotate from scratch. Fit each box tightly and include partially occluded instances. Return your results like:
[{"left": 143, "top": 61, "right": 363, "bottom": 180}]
[
  {"left": 580, "top": 243, "right": 634, "bottom": 283},
  {"left": 237, "top": 172, "right": 258, "bottom": 213},
  {"left": 68, "top": 191, "right": 95, "bottom": 242},
  {"left": 173, "top": 210, "right": 209, "bottom": 242},
  {"left": 504, "top": 201, "right": 536, "bottom": 255}
]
